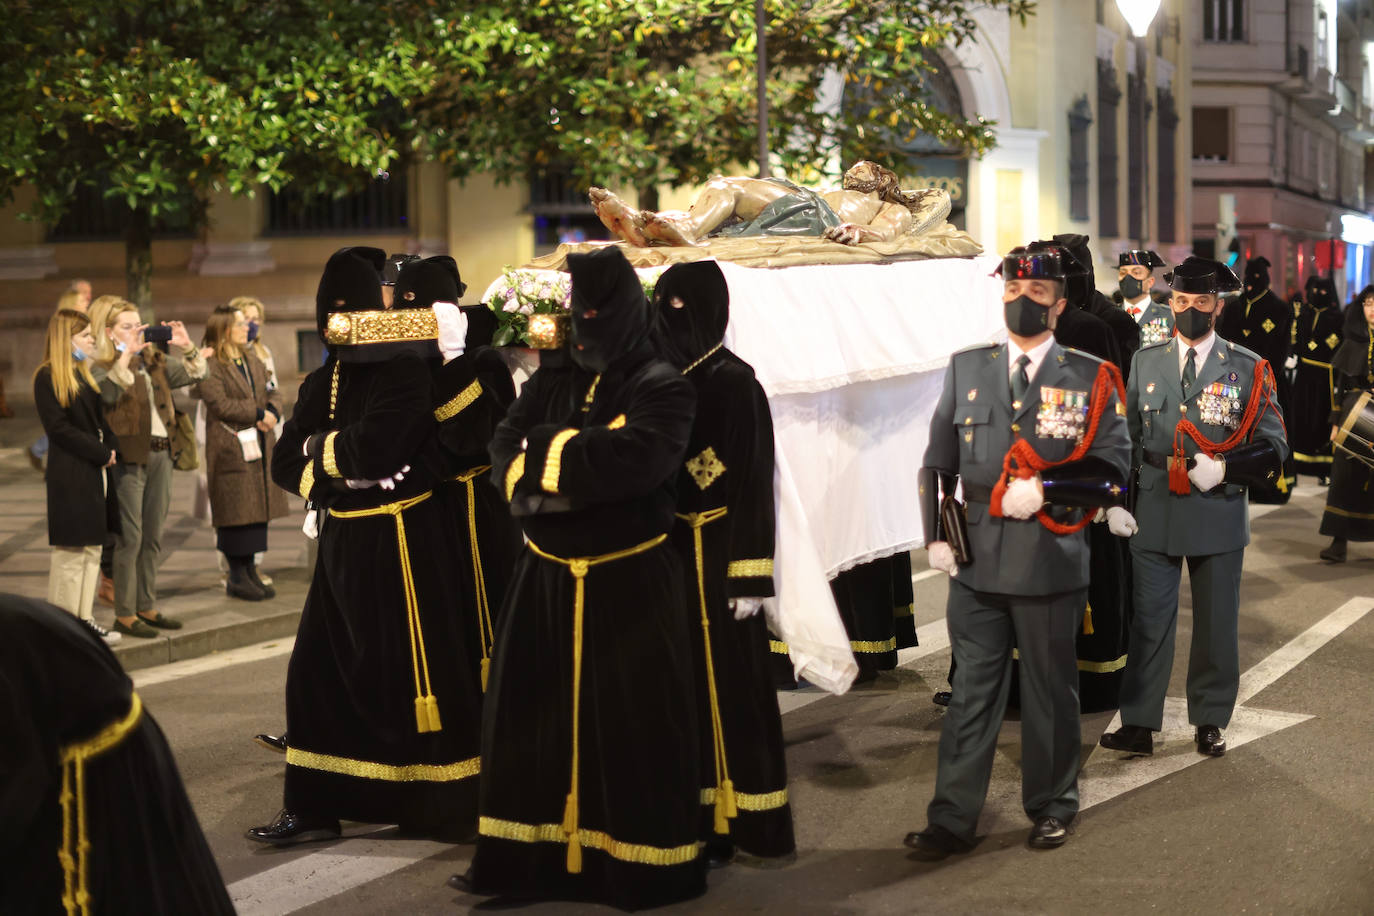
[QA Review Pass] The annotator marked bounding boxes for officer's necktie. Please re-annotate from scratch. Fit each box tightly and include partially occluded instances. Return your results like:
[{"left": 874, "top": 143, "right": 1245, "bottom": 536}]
[
  {"left": 1011, "top": 354, "right": 1030, "bottom": 406},
  {"left": 1182, "top": 347, "right": 1197, "bottom": 392}
]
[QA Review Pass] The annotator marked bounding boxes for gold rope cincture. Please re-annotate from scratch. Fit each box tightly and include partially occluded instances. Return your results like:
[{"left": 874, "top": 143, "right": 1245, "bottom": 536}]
[
  {"left": 526, "top": 533, "right": 669, "bottom": 874},
  {"left": 454, "top": 465, "right": 496, "bottom": 690},
  {"left": 675, "top": 507, "right": 737, "bottom": 835},
  {"left": 1083, "top": 602, "right": 1095, "bottom": 636},
  {"left": 59, "top": 692, "right": 144, "bottom": 916},
  {"left": 330, "top": 491, "right": 442, "bottom": 733},
  {"left": 681, "top": 342, "right": 723, "bottom": 376}
]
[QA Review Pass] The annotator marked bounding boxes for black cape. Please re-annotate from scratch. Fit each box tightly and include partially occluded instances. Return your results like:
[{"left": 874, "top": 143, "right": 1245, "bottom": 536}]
[
  {"left": 0, "top": 595, "right": 233, "bottom": 915},
  {"left": 1320, "top": 308, "right": 1374, "bottom": 540},
  {"left": 1291, "top": 301, "right": 1345, "bottom": 474},
  {"left": 1218, "top": 288, "right": 1296, "bottom": 500}
]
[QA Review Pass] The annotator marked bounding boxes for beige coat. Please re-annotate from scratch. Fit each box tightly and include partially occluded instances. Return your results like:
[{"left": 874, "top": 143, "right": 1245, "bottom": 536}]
[{"left": 194, "top": 352, "right": 289, "bottom": 529}]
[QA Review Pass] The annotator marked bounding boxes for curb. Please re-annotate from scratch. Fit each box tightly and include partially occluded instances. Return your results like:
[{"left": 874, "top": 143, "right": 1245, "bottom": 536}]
[{"left": 112, "top": 607, "right": 303, "bottom": 672}]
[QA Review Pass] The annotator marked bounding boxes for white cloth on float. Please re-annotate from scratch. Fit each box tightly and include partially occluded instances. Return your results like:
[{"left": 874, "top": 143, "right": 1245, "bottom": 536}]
[{"left": 719, "top": 256, "right": 1006, "bottom": 694}]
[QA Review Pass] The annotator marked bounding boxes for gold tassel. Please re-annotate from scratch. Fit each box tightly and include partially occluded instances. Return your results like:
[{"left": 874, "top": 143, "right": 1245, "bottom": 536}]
[
  {"left": 1082, "top": 603, "right": 1095, "bottom": 636},
  {"left": 720, "top": 778, "right": 738, "bottom": 818},
  {"left": 565, "top": 835, "right": 583, "bottom": 873},
  {"left": 713, "top": 794, "right": 729, "bottom": 834},
  {"left": 414, "top": 697, "right": 430, "bottom": 733},
  {"left": 425, "top": 695, "right": 442, "bottom": 732},
  {"left": 480, "top": 658, "right": 490, "bottom": 692},
  {"left": 562, "top": 792, "right": 578, "bottom": 834}
]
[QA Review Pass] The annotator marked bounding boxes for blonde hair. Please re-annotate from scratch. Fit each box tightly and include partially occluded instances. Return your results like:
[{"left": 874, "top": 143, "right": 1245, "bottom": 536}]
[
  {"left": 36, "top": 309, "right": 97, "bottom": 408},
  {"left": 88, "top": 296, "right": 140, "bottom": 364},
  {"left": 55, "top": 290, "right": 85, "bottom": 313},
  {"left": 230, "top": 295, "right": 273, "bottom": 362}
]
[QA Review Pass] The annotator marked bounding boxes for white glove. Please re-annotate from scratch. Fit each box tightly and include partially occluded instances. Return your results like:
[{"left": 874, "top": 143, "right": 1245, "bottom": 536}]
[
  {"left": 1001, "top": 475, "right": 1045, "bottom": 519},
  {"left": 1106, "top": 506, "right": 1139, "bottom": 537},
  {"left": 345, "top": 478, "right": 378, "bottom": 490},
  {"left": 729, "top": 597, "right": 764, "bottom": 621},
  {"left": 1283, "top": 354, "right": 1298, "bottom": 370},
  {"left": 346, "top": 465, "right": 410, "bottom": 492},
  {"left": 433, "top": 302, "right": 468, "bottom": 362},
  {"left": 1188, "top": 454, "right": 1226, "bottom": 492},
  {"left": 301, "top": 508, "right": 321, "bottom": 540},
  {"left": 927, "top": 541, "right": 959, "bottom": 577}
]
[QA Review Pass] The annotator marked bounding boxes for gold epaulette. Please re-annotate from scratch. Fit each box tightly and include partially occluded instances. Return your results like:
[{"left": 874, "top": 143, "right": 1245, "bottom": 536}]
[{"left": 325, "top": 309, "right": 437, "bottom": 346}]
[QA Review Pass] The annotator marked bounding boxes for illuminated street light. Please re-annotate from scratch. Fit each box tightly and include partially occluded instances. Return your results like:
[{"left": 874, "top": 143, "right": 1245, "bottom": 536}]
[{"left": 1115, "top": 0, "right": 1162, "bottom": 38}]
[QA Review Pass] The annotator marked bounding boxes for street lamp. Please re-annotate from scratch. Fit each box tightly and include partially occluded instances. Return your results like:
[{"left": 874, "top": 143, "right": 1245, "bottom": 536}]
[{"left": 1116, "top": 0, "right": 1162, "bottom": 248}]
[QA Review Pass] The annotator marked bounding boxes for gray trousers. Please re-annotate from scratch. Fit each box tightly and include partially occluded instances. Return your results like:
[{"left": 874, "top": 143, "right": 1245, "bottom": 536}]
[
  {"left": 927, "top": 580, "right": 1085, "bottom": 842},
  {"left": 113, "top": 450, "right": 173, "bottom": 615},
  {"left": 1121, "top": 546, "right": 1243, "bottom": 730}
]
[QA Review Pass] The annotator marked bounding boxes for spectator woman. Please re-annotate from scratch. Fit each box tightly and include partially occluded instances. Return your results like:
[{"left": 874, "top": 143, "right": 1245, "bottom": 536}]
[
  {"left": 89, "top": 297, "right": 209, "bottom": 638},
  {"left": 194, "top": 304, "right": 287, "bottom": 600},
  {"left": 231, "top": 296, "right": 278, "bottom": 385},
  {"left": 32, "top": 308, "right": 121, "bottom": 645}
]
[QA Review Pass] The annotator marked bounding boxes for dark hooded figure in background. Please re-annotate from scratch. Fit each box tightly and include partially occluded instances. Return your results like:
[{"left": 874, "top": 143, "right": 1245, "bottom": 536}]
[
  {"left": 1054, "top": 233, "right": 1140, "bottom": 381},
  {"left": 651, "top": 260, "right": 796, "bottom": 865},
  {"left": 0, "top": 594, "right": 235, "bottom": 916},
  {"left": 252, "top": 246, "right": 484, "bottom": 846},
  {"left": 465, "top": 246, "right": 706, "bottom": 910},
  {"left": 1317, "top": 288, "right": 1374, "bottom": 561},
  {"left": 1218, "top": 256, "right": 1296, "bottom": 501},
  {"left": 1292, "top": 275, "right": 1345, "bottom": 480}
]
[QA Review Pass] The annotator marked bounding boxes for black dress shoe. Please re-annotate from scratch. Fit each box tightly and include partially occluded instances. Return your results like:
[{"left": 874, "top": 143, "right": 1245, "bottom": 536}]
[
  {"left": 1195, "top": 725, "right": 1226, "bottom": 757},
  {"left": 253, "top": 733, "right": 287, "bottom": 753},
  {"left": 227, "top": 567, "right": 268, "bottom": 601},
  {"left": 246, "top": 809, "right": 341, "bottom": 846},
  {"left": 249, "top": 565, "right": 277, "bottom": 599},
  {"left": 1027, "top": 816, "right": 1071, "bottom": 849},
  {"left": 137, "top": 611, "right": 183, "bottom": 630},
  {"left": 932, "top": 691, "right": 952, "bottom": 707},
  {"left": 447, "top": 872, "right": 473, "bottom": 893},
  {"left": 705, "top": 837, "right": 736, "bottom": 869},
  {"left": 1100, "top": 724, "right": 1154, "bottom": 756},
  {"left": 1320, "top": 538, "right": 1348, "bottom": 563},
  {"left": 902, "top": 824, "right": 971, "bottom": 862}
]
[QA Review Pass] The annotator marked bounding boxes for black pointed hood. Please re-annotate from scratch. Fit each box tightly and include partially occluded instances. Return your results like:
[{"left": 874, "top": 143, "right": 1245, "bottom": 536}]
[
  {"left": 652, "top": 260, "right": 729, "bottom": 370},
  {"left": 1243, "top": 256, "right": 1271, "bottom": 294},
  {"left": 567, "top": 247, "right": 649, "bottom": 373},
  {"left": 395, "top": 256, "right": 461, "bottom": 310},
  {"left": 315, "top": 246, "right": 386, "bottom": 339}
]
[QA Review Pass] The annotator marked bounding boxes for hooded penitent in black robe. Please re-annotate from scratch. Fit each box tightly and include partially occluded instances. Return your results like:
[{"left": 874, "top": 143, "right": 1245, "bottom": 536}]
[
  {"left": 267, "top": 247, "right": 483, "bottom": 836},
  {"left": 0, "top": 594, "right": 234, "bottom": 915},
  {"left": 395, "top": 257, "right": 523, "bottom": 690},
  {"left": 1292, "top": 277, "right": 1345, "bottom": 477},
  {"left": 469, "top": 247, "right": 705, "bottom": 910},
  {"left": 652, "top": 261, "right": 795, "bottom": 861},
  {"left": 1219, "top": 257, "right": 1296, "bottom": 501},
  {"left": 1320, "top": 296, "right": 1374, "bottom": 541}
]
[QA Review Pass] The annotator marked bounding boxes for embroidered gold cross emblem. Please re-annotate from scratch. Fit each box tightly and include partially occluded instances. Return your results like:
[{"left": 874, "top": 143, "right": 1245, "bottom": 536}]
[
  {"left": 686, "top": 447, "right": 726, "bottom": 490},
  {"left": 1326, "top": 333, "right": 1341, "bottom": 350},
  {"left": 1261, "top": 318, "right": 1275, "bottom": 333}
]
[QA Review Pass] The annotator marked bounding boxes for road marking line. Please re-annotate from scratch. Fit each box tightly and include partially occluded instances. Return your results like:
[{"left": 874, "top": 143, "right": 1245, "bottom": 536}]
[
  {"left": 226, "top": 832, "right": 452, "bottom": 916},
  {"left": 911, "top": 568, "right": 942, "bottom": 585},
  {"left": 1235, "top": 596, "right": 1373, "bottom": 705},
  {"left": 131, "top": 637, "right": 296, "bottom": 688}
]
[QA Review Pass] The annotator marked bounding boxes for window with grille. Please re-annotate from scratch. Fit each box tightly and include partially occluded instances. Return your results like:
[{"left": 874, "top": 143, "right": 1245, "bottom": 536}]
[
  {"left": 1202, "top": 0, "right": 1245, "bottom": 43},
  {"left": 528, "top": 166, "right": 613, "bottom": 256},
  {"left": 1097, "top": 59, "right": 1121, "bottom": 238},
  {"left": 1192, "top": 107, "right": 1231, "bottom": 162},
  {"left": 1068, "top": 97, "right": 1093, "bottom": 222},
  {"left": 47, "top": 181, "right": 197, "bottom": 241},
  {"left": 265, "top": 168, "right": 409, "bottom": 236},
  {"left": 1157, "top": 91, "right": 1179, "bottom": 243}
]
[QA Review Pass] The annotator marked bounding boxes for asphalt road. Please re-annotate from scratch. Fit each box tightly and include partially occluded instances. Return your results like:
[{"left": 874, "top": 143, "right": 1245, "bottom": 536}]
[{"left": 138, "top": 481, "right": 1374, "bottom": 914}]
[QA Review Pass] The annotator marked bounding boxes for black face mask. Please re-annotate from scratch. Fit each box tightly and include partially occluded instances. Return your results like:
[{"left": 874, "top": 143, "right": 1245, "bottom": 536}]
[
  {"left": 1174, "top": 306, "right": 1216, "bottom": 339},
  {"left": 1004, "top": 294, "right": 1054, "bottom": 337},
  {"left": 1119, "top": 276, "right": 1145, "bottom": 300}
]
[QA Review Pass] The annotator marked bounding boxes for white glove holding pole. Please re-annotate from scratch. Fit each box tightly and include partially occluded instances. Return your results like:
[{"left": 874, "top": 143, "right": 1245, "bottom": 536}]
[
  {"left": 1001, "top": 475, "right": 1045, "bottom": 519},
  {"left": 346, "top": 464, "right": 410, "bottom": 492},
  {"left": 1284, "top": 354, "right": 1298, "bottom": 371},
  {"left": 1106, "top": 506, "right": 1139, "bottom": 537},
  {"left": 729, "top": 598, "right": 764, "bottom": 621},
  {"left": 1188, "top": 454, "right": 1226, "bottom": 492},
  {"left": 927, "top": 541, "right": 959, "bottom": 577},
  {"left": 433, "top": 302, "right": 468, "bottom": 362}
]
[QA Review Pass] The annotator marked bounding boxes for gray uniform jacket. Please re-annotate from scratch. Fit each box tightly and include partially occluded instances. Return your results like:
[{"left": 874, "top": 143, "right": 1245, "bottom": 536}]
[
  {"left": 925, "top": 341, "right": 1132, "bottom": 597},
  {"left": 1127, "top": 335, "right": 1289, "bottom": 557},
  {"left": 1136, "top": 300, "right": 1175, "bottom": 347}
]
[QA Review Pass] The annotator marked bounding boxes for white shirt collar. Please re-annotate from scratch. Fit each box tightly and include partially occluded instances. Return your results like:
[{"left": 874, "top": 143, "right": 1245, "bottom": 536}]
[
  {"left": 1007, "top": 335, "right": 1055, "bottom": 386},
  {"left": 1177, "top": 331, "right": 1216, "bottom": 378},
  {"left": 1126, "top": 297, "right": 1152, "bottom": 323}
]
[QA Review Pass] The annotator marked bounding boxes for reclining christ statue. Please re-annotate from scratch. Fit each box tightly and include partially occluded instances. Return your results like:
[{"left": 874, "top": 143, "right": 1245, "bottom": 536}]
[{"left": 589, "top": 160, "right": 953, "bottom": 248}]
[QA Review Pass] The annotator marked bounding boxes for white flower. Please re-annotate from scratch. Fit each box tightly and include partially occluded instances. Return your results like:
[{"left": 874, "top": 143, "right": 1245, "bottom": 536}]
[
  {"left": 502, "top": 298, "right": 521, "bottom": 313},
  {"left": 519, "top": 301, "right": 535, "bottom": 315}
]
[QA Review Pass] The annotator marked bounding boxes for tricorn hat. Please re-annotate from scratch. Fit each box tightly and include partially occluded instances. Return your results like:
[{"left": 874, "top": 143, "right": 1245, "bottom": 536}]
[
  {"left": 995, "top": 241, "right": 1083, "bottom": 282},
  {"left": 315, "top": 246, "right": 386, "bottom": 338},
  {"left": 1164, "top": 256, "right": 1242, "bottom": 295},
  {"left": 1119, "top": 249, "right": 1166, "bottom": 269},
  {"left": 382, "top": 253, "right": 420, "bottom": 287}
]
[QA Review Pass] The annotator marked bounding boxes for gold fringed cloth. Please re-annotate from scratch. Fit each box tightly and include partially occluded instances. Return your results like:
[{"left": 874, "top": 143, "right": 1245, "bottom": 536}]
[{"left": 525, "top": 222, "right": 982, "bottom": 272}]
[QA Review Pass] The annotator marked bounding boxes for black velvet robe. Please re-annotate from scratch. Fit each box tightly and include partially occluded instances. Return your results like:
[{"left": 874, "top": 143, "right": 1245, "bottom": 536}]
[
  {"left": 270, "top": 353, "right": 483, "bottom": 835},
  {"left": 0, "top": 595, "right": 233, "bottom": 915},
  {"left": 1218, "top": 288, "right": 1296, "bottom": 501},
  {"left": 1320, "top": 312, "right": 1374, "bottom": 540},
  {"left": 1291, "top": 301, "right": 1345, "bottom": 474},
  {"left": 470, "top": 346, "right": 706, "bottom": 909}
]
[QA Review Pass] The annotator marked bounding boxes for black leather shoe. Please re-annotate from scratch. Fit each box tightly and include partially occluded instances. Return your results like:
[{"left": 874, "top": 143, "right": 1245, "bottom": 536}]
[
  {"left": 932, "top": 691, "right": 952, "bottom": 707},
  {"left": 1100, "top": 724, "right": 1154, "bottom": 756},
  {"left": 705, "top": 837, "right": 735, "bottom": 869},
  {"left": 227, "top": 567, "right": 268, "bottom": 601},
  {"left": 137, "top": 611, "right": 183, "bottom": 630},
  {"left": 1027, "top": 816, "right": 1071, "bottom": 849},
  {"left": 1320, "top": 538, "right": 1348, "bottom": 563},
  {"left": 249, "top": 565, "right": 277, "bottom": 599},
  {"left": 1195, "top": 725, "right": 1226, "bottom": 757},
  {"left": 253, "top": 733, "right": 287, "bottom": 753},
  {"left": 246, "top": 809, "right": 341, "bottom": 846},
  {"left": 447, "top": 872, "right": 473, "bottom": 893},
  {"left": 902, "top": 824, "right": 971, "bottom": 862}
]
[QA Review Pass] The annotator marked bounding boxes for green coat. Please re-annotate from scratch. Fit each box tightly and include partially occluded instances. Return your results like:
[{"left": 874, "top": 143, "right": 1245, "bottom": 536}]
[
  {"left": 924, "top": 341, "right": 1132, "bottom": 597},
  {"left": 1126, "top": 335, "right": 1289, "bottom": 557},
  {"left": 1135, "top": 300, "right": 1175, "bottom": 347}
]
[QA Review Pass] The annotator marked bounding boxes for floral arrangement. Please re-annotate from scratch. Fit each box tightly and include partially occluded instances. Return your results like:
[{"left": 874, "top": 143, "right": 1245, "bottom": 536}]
[{"left": 481, "top": 264, "right": 670, "bottom": 347}]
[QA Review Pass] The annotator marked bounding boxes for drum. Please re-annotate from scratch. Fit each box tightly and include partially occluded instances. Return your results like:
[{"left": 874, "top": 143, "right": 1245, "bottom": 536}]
[{"left": 1334, "top": 390, "right": 1374, "bottom": 469}]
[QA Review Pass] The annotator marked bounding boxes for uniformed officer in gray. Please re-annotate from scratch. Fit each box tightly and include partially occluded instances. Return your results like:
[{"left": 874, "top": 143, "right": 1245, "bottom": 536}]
[
  {"left": 907, "top": 242, "right": 1131, "bottom": 859},
  {"left": 1101, "top": 257, "right": 1288, "bottom": 758},
  {"left": 1116, "top": 249, "right": 1175, "bottom": 347}
]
